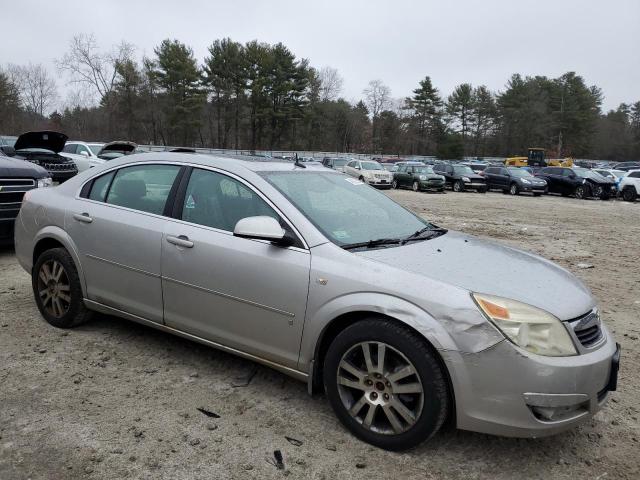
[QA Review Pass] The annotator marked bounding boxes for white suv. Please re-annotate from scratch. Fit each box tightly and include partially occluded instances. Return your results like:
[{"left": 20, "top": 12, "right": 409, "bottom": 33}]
[
  {"left": 618, "top": 170, "right": 640, "bottom": 202},
  {"left": 61, "top": 141, "right": 104, "bottom": 172},
  {"left": 344, "top": 159, "right": 393, "bottom": 189}
]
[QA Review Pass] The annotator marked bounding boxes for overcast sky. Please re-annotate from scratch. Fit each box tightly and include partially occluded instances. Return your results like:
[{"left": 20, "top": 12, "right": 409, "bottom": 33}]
[{"left": 3, "top": 0, "right": 639, "bottom": 111}]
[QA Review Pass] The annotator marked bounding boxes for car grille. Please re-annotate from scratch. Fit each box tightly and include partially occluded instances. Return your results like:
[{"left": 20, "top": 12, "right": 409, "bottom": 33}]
[
  {"left": 569, "top": 310, "right": 603, "bottom": 348},
  {"left": 0, "top": 178, "right": 35, "bottom": 219},
  {"left": 374, "top": 173, "right": 389, "bottom": 179},
  {"left": 41, "top": 162, "right": 77, "bottom": 172}
]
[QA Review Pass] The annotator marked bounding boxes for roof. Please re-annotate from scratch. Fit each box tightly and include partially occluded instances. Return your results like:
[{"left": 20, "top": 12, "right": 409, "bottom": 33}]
[{"left": 104, "top": 151, "right": 334, "bottom": 174}]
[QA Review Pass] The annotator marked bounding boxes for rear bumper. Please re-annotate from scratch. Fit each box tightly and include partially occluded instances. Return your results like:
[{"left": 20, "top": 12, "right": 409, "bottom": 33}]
[{"left": 444, "top": 325, "right": 619, "bottom": 437}]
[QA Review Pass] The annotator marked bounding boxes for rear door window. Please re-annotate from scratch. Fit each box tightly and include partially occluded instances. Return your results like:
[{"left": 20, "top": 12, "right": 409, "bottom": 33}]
[{"left": 105, "top": 164, "right": 181, "bottom": 215}]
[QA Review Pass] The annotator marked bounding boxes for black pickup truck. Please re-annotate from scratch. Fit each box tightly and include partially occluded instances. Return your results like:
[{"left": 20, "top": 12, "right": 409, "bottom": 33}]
[
  {"left": 0, "top": 149, "right": 51, "bottom": 243},
  {"left": 2, "top": 131, "right": 78, "bottom": 184}
]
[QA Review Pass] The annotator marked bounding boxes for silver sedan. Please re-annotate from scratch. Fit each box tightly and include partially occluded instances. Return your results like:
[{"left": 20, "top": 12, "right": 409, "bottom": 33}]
[{"left": 14, "top": 153, "right": 620, "bottom": 450}]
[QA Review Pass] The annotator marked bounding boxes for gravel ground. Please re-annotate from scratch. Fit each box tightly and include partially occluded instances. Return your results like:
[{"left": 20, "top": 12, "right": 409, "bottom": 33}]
[{"left": 1, "top": 191, "right": 639, "bottom": 480}]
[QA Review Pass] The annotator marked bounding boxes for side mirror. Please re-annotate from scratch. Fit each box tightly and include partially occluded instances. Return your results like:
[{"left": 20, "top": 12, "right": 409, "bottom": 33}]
[
  {"left": 1, "top": 146, "right": 16, "bottom": 156},
  {"left": 233, "top": 216, "right": 294, "bottom": 247},
  {"left": 80, "top": 150, "right": 89, "bottom": 157}
]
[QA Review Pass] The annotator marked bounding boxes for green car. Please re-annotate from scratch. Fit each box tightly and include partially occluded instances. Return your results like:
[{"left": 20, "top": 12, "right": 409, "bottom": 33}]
[{"left": 392, "top": 164, "right": 446, "bottom": 192}]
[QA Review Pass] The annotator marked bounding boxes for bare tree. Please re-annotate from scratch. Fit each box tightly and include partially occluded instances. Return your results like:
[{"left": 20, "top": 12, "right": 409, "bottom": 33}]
[
  {"left": 8, "top": 63, "right": 58, "bottom": 116},
  {"left": 318, "top": 66, "right": 343, "bottom": 101},
  {"left": 57, "top": 33, "right": 134, "bottom": 104},
  {"left": 363, "top": 79, "right": 391, "bottom": 118}
]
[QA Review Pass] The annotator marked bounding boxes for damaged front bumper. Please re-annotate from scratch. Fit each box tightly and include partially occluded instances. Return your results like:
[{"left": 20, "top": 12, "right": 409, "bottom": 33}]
[{"left": 442, "top": 324, "right": 619, "bottom": 438}]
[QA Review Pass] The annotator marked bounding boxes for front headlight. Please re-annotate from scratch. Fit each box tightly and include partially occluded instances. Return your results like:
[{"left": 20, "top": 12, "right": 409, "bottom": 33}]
[
  {"left": 472, "top": 293, "right": 577, "bottom": 356},
  {"left": 462, "top": 176, "right": 471, "bottom": 182},
  {"left": 521, "top": 178, "right": 531, "bottom": 184},
  {"left": 37, "top": 177, "right": 53, "bottom": 188},
  {"left": 419, "top": 175, "right": 427, "bottom": 180}
]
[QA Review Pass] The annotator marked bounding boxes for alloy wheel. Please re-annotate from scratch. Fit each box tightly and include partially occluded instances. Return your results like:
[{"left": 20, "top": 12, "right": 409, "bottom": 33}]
[
  {"left": 37, "top": 260, "right": 71, "bottom": 318},
  {"left": 510, "top": 183, "right": 518, "bottom": 195},
  {"left": 336, "top": 341, "right": 424, "bottom": 435},
  {"left": 392, "top": 180, "right": 398, "bottom": 189},
  {"left": 575, "top": 185, "right": 585, "bottom": 199},
  {"left": 453, "top": 181, "right": 462, "bottom": 192},
  {"left": 412, "top": 181, "right": 419, "bottom": 192}
]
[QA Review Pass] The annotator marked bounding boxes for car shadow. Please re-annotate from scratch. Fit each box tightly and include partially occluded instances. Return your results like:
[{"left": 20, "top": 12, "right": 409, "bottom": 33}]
[{"left": 75, "top": 311, "right": 598, "bottom": 460}]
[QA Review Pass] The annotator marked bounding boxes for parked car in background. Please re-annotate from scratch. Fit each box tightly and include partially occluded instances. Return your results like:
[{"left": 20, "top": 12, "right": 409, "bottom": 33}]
[
  {"left": 381, "top": 163, "right": 396, "bottom": 172},
  {"left": 612, "top": 161, "right": 640, "bottom": 172},
  {"left": 3, "top": 131, "right": 77, "bottom": 183},
  {"left": 618, "top": 170, "right": 640, "bottom": 202},
  {"left": 593, "top": 168, "right": 626, "bottom": 194},
  {"left": 344, "top": 159, "right": 393, "bottom": 188},
  {"left": 0, "top": 148, "right": 51, "bottom": 243},
  {"left": 462, "top": 162, "right": 488, "bottom": 175},
  {"left": 535, "top": 167, "right": 614, "bottom": 200},
  {"left": 14, "top": 153, "right": 620, "bottom": 450},
  {"left": 484, "top": 166, "right": 547, "bottom": 196},
  {"left": 433, "top": 163, "right": 487, "bottom": 192},
  {"left": 61, "top": 141, "right": 105, "bottom": 172},
  {"left": 392, "top": 164, "right": 445, "bottom": 192},
  {"left": 0, "top": 136, "right": 18, "bottom": 149},
  {"left": 322, "top": 156, "right": 349, "bottom": 172},
  {"left": 97, "top": 141, "right": 139, "bottom": 161}
]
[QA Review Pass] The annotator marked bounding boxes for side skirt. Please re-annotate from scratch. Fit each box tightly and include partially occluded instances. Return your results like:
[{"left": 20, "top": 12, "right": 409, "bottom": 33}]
[{"left": 84, "top": 299, "right": 309, "bottom": 383}]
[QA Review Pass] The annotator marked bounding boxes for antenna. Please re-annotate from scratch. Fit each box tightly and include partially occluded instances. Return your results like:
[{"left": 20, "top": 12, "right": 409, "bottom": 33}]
[{"left": 294, "top": 153, "right": 306, "bottom": 168}]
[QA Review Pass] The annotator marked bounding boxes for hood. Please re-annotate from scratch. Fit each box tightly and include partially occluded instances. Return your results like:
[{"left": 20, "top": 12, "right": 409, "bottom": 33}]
[
  {"left": 14, "top": 131, "right": 68, "bottom": 153},
  {"left": 0, "top": 155, "right": 49, "bottom": 178},
  {"left": 355, "top": 231, "right": 594, "bottom": 320},
  {"left": 99, "top": 141, "right": 137, "bottom": 154},
  {"left": 460, "top": 172, "right": 484, "bottom": 180}
]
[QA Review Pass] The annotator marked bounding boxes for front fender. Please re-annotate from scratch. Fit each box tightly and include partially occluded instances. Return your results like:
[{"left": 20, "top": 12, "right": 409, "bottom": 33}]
[{"left": 298, "top": 291, "right": 458, "bottom": 372}]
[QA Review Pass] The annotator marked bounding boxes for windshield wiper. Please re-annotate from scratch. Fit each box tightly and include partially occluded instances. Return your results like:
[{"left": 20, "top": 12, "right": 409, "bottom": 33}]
[
  {"left": 402, "top": 225, "right": 448, "bottom": 244},
  {"left": 342, "top": 238, "right": 403, "bottom": 250}
]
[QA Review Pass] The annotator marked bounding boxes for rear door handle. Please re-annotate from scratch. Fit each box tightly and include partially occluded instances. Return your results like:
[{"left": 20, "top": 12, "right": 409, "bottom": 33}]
[
  {"left": 73, "top": 213, "right": 93, "bottom": 223},
  {"left": 166, "top": 235, "right": 194, "bottom": 248}
]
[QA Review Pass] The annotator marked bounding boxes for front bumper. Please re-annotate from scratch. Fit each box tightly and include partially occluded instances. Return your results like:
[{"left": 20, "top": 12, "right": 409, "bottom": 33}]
[
  {"left": 443, "top": 325, "right": 619, "bottom": 437},
  {"left": 420, "top": 180, "right": 445, "bottom": 190},
  {"left": 367, "top": 178, "right": 392, "bottom": 188},
  {"left": 520, "top": 184, "right": 547, "bottom": 193},
  {"left": 463, "top": 182, "right": 486, "bottom": 191}
]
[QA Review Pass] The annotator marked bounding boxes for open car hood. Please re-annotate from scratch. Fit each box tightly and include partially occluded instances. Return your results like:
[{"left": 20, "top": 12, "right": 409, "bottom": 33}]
[
  {"left": 98, "top": 141, "right": 137, "bottom": 154},
  {"left": 14, "top": 131, "right": 68, "bottom": 153}
]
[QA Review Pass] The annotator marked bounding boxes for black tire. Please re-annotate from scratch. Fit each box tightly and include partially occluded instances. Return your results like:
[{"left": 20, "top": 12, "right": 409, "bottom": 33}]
[
  {"left": 392, "top": 179, "right": 398, "bottom": 189},
  {"left": 575, "top": 185, "right": 586, "bottom": 199},
  {"left": 622, "top": 187, "right": 637, "bottom": 202},
  {"left": 509, "top": 183, "right": 519, "bottom": 195},
  {"left": 32, "top": 247, "right": 92, "bottom": 328},
  {"left": 323, "top": 318, "right": 449, "bottom": 451},
  {"left": 412, "top": 181, "right": 420, "bottom": 192},
  {"left": 453, "top": 180, "right": 464, "bottom": 192},
  {"left": 359, "top": 176, "right": 365, "bottom": 182}
]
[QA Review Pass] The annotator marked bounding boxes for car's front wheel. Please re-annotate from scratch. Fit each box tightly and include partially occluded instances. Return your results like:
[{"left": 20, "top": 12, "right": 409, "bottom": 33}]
[
  {"left": 509, "top": 183, "right": 519, "bottom": 195},
  {"left": 392, "top": 179, "right": 398, "bottom": 189},
  {"left": 32, "top": 247, "right": 92, "bottom": 328},
  {"left": 622, "top": 187, "right": 637, "bottom": 202},
  {"left": 575, "top": 185, "right": 587, "bottom": 199},
  {"left": 453, "top": 180, "right": 464, "bottom": 192},
  {"left": 412, "top": 181, "right": 420, "bottom": 192},
  {"left": 323, "top": 319, "right": 449, "bottom": 451}
]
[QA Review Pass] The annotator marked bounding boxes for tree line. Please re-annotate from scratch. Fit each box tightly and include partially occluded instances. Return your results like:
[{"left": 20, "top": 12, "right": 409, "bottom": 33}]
[{"left": 1, "top": 34, "right": 639, "bottom": 161}]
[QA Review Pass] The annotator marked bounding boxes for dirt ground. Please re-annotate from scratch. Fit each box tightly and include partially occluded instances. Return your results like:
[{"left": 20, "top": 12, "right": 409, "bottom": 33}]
[{"left": 1, "top": 191, "right": 639, "bottom": 480}]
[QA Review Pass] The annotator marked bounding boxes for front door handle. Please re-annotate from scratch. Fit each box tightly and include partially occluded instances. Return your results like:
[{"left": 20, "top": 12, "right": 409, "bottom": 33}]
[
  {"left": 166, "top": 235, "right": 194, "bottom": 248},
  {"left": 73, "top": 213, "right": 93, "bottom": 223}
]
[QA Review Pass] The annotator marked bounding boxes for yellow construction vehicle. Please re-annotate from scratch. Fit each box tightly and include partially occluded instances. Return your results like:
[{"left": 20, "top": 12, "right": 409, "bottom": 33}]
[{"left": 505, "top": 148, "right": 573, "bottom": 168}]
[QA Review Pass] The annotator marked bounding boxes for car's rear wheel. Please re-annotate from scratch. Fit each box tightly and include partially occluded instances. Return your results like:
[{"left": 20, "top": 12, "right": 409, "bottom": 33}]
[
  {"left": 509, "top": 183, "right": 519, "bottom": 195},
  {"left": 32, "top": 248, "right": 92, "bottom": 328},
  {"left": 412, "top": 181, "right": 420, "bottom": 192},
  {"left": 323, "top": 319, "right": 449, "bottom": 451},
  {"left": 453, "top": 180, "right": 464, "bottom": 192},
  {"left": 622, "top": 187, "right": 637, "bottom": 202}
]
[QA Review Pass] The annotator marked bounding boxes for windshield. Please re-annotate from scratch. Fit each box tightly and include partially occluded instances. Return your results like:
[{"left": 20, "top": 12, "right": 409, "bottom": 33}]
[
  {"left": 262, "top": 171, "right": 430, "bottom": 246},
  {"left": 415, "top": 166, "right": 435, "bottom": 174},
  {"left": 361, "top": 162, "right": 383, "bottom": 171},
  {"left": 574, "top": 168, "right": 604, "bottom": 180},
  {"left": 333, "top": 159, "right": 348, "bottom": 167},
  {"left": 453, "top": 165, "right": 474, "bottom": 175},
  {"left": 88, "top": 144, "right": 103, "bottom": 154},
  {"left": 508, "top": 168, "right": 533, "bottom": 177}
]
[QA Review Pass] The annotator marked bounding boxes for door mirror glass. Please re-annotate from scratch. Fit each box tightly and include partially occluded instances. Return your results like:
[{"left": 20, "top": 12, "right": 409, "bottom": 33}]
[{"left": 234, "top": 216, "right": 292, "bottom": 245}]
